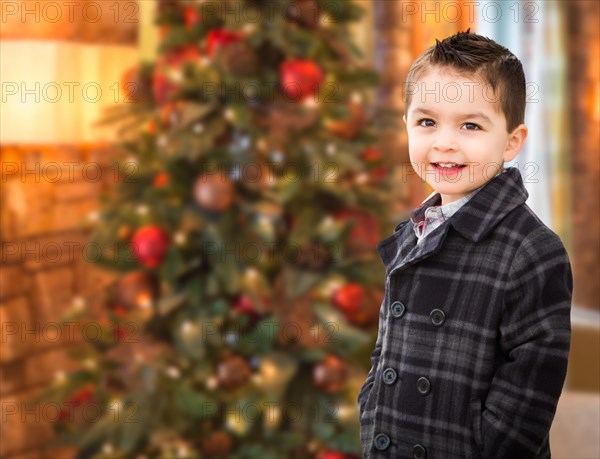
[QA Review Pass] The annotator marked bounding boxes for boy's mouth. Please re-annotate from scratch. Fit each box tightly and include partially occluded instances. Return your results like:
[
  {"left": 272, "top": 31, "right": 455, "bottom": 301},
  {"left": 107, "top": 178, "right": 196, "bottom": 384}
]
[
  {"left": 431, "top": 163, "right": 466, "bottom": 175},
  {"left": 431, "top": 162, "right": 467, "bottom": 171}
]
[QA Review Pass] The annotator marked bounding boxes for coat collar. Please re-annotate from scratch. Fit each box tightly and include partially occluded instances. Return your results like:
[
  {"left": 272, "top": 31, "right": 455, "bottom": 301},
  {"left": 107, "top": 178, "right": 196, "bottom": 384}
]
[{"left": 376, "top": 166, "right": 529, "bottom": 273}]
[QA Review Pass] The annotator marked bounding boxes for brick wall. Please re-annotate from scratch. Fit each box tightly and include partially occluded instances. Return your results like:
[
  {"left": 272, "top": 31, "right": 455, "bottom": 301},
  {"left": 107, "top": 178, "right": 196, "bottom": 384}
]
[
  {"left": 0, "top": 145, "right": 120, "bottom": 458},
  {"left": 567, "top": 0, "right": 600, "bottom": 310}
]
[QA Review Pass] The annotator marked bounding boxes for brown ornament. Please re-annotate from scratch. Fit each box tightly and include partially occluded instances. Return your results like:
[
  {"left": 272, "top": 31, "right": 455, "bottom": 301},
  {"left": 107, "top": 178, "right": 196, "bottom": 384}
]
[
  {"left": 293, "top": 242, "right": 333, "bottom": 270},
  {"left": 325, "top": 102, "right": 366, "bottom": 140},
  {"left": 270, "top": 275, "right": 326, "bottom": 349},
  {"left": 313, "top": 354, "right": 349, "bottom": 393},
  {"left": 193, "top": 173, "right": 235, "bottom": 212},
  {"left": 116, "top": 271, "right": 158, "bottom": 311},
  {"left": 287, "top": 0, "right": 320, "bottom": 28},
  {"left": 220, "top": 40, "right": 258, "bottom": 76},
  {"left": 240, "top": 162, "right": 277, "bottom": 191},
  {"left": 200, "top": 431, "right": 233, "bottom": 458},
  {"left": 157, "top": 0, "right": 183, "bottom": 15},
  {"left": 250, "top": 100, "right": 319, "bottom": 149},
  {"left": 120, "top": 65, "right": 153, "bottom": 104},
  {"left": 217, "top": 355, "right": 251, "bottom": 390}
]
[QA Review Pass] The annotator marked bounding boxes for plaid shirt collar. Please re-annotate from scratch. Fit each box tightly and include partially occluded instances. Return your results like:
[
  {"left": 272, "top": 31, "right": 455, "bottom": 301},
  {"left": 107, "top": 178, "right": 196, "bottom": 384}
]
[
  {"left": 378, "top": 166, "right": 529, "bottom": 270},
  {"left": 409, "top": 168, "right": 509, "bottom": 237},
  {"left": 393, "top": 166, "right": 529, "bottom": 240},
  {"left": 410, "top": 187, "right": 481, "bottom": 239}
]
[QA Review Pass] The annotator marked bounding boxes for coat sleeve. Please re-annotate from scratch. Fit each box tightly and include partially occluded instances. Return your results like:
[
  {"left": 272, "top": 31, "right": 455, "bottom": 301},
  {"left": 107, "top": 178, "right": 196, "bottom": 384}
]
[
  {"left": 357, "top": 294, "right": 388, "bottom": 416},
  {"left": 473, "top": 229, "right": 573, "bottom": 458}
]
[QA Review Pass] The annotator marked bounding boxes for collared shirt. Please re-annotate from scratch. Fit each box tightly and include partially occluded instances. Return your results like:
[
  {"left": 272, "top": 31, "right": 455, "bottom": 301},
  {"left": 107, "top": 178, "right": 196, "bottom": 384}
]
[{"left": 411, "top": 168, "right": 506, "bottom": 245}]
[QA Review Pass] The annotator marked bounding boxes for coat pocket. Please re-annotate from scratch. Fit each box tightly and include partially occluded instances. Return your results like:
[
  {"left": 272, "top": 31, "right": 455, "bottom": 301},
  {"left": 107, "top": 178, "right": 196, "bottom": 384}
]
[{"left": 469, "top": 397, "right": 485, "bottom": 458}]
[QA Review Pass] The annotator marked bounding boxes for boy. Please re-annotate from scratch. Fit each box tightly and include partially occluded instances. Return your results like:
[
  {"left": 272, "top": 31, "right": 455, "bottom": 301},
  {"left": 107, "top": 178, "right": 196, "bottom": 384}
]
[{"left": 357, "top": 30, "right": 573, "bottom": 459}]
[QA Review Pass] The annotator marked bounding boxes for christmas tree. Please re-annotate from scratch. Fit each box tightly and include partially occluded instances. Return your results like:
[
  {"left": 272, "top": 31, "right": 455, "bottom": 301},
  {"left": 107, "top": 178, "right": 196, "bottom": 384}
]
[{"left": 41, "top": 1, "right": 399, "bottom": 458}]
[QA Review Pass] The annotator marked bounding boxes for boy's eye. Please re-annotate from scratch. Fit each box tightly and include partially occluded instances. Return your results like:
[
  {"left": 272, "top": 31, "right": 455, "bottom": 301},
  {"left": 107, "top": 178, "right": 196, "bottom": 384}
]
[
  {"left": 417, "top": 118, "right": 435, "bottom": 127},
  {"left": 415, "top": 119, "right": 482, "bottom": 130}
]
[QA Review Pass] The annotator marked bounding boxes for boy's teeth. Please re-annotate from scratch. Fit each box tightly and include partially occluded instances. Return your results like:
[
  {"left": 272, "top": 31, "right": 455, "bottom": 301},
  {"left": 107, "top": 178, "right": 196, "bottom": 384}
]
[{"left": 436, "top": 163, "right": 459, "bottom": 168}]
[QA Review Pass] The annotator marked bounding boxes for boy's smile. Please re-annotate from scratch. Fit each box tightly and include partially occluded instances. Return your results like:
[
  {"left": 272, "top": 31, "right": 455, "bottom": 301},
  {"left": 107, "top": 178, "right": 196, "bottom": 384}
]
[{"left": 404, "top": 66, "right": 528, "bottom": 205}]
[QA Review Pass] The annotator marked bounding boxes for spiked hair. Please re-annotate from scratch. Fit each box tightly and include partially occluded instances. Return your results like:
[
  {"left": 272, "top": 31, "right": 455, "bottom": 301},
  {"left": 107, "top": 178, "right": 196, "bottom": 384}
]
[{"left": 404, "top": 29, "right": 526, "bottom": 133}]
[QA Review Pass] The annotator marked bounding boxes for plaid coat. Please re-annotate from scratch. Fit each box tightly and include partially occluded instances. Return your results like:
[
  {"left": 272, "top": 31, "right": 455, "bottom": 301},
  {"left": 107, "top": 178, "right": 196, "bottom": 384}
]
[{"left": 357, "top": 166, "right": 573, "bottom": 459}]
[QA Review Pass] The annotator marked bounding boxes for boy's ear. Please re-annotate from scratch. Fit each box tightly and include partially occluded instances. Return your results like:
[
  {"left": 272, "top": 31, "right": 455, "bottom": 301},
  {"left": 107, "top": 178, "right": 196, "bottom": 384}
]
[
  {"left": 503, "top": 124, "right": 528, "bottom": 162},
  {"left": 402, "top": 114, "right": 407, "bottom": 125}
]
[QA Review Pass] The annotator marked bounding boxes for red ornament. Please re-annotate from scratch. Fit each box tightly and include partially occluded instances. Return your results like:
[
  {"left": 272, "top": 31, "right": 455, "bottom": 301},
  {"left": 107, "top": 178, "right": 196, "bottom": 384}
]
[
  {"left": 164, "top": 45, "right": 202, "bottom": 66},
  {"left": 131, "top": 225, "right": 170, "bottom": 268},
  {"left": 234, "top": 294, "right": 257, "bottom": 315},
  {"left": 184, "top": 6, "right": 201, "bottom": 30},
  {"left": 280, "top": 59, "right": 324, "bottom": 102},
  {"left": 153, "top": 172, "right": 170, "bottom": 187},
  {"left": 206, "top": 29, "right": 244, "bottom": 56},
  {"left": 58, "top": 383, "right": 98, "bottom": 423},
  {"left": 334, "top": 209, "right": 381, "bottom": 255},
  {"left": 361, "top": 147, "right": 388, "bottom": 181},
  {"left": 332, "top": 284, "right": 382, "bottom": 326},
  {"left": 152, "top": 71, "right": 174, "bottom": 106},
  {"left": 318, "top": 451, "right": 355, "bottom": 459},
  {"left": 361, "top": 146, "right": 382, "bottom": 162},
  {"left": 69, "top": 384, "right": 96, "bottom": 407},
  {"left": 233, "top": 294, "right": 271, "bottom": 321},
  {"left": 332, "top": 282, "right": 364, "bottom": 313}
]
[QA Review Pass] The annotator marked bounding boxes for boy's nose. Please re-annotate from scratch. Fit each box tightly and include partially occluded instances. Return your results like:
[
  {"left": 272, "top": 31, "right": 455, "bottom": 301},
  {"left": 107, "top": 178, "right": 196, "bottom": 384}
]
[{"left": 432, "top": 130, "right": 459, "bottom": 151}]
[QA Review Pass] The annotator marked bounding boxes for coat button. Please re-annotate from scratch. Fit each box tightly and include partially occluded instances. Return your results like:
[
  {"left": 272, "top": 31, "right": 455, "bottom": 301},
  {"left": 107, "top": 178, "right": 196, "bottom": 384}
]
[
  {"left": 390, "top": 301, "right": 406, "bottom": 318},
  {"left": 430, "top": 308, "right": 446, "bottom": 326},
  {"left": 374, "top": 433, "right": 391, "bottom": 451},
  {"left": 412, "top": 444, "right": 427, "bottom": 458},
  {"left": 382, "top": 368, "right": 398, "bottom": 385},
  {"left": 416, "top": 377, "right": 431, "bottom": 395}
]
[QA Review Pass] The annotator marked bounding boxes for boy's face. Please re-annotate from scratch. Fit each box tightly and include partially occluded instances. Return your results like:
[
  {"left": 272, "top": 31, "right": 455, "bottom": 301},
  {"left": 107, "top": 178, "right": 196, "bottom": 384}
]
[{"left": 403, "top": 66, "right": 528, "bottom": 206}]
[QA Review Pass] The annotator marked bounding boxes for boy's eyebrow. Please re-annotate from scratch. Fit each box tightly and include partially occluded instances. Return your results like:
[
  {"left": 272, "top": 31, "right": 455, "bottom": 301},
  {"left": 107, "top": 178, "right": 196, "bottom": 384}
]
[{"left": 411, "top": 107, "right": 493, "bottom": 124}]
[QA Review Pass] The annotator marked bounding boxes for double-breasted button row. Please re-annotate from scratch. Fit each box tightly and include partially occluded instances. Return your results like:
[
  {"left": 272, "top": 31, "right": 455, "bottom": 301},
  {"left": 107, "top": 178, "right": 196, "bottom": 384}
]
[
  {"left": 430, "top": 308, "right": 446, "bottom": 326},
  {"left": 413, "top": 443, "right": 427, "bottom": 458},
  {"left": 389, "top": 302, "right": 444, "bottom": 326},
  {"left": 374, "top": 433, "right": 391, "bottom": 451},
  {"left": 390, "top": 300, "right": 406, "bottom": 318},
  {"left": 373, "top": 435, "right": 427, "bottom": 456},
  {"left": 417, "top": 376, "right": 431, "bottom": 395}
]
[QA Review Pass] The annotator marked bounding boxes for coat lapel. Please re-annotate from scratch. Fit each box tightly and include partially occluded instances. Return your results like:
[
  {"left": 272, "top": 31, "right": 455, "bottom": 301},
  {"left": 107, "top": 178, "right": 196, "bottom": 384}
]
[{"left": 376, "top": 166, "right": 529, "bottom": 274}]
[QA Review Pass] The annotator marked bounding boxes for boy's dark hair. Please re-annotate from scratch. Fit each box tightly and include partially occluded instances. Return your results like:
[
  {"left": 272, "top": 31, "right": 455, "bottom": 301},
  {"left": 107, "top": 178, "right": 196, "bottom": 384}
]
[{"left": 405, "top": 29, "right": 526, "bottom": 133}]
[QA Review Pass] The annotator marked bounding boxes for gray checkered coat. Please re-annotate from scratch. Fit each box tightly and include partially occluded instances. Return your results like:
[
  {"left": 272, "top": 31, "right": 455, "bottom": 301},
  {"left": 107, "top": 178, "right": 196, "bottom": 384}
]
[{"left": 357, "top": 167, "right": 573, "bottom": 459}]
